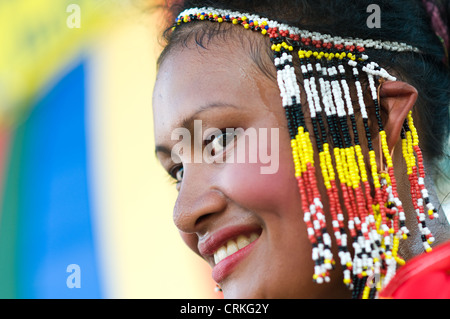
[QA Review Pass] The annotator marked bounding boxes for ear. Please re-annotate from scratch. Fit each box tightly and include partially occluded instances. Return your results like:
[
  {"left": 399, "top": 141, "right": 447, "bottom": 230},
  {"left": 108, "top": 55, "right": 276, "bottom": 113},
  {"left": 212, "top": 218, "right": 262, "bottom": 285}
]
[{"left": 379, "top": 81, "right": 418, "bottom": 150}]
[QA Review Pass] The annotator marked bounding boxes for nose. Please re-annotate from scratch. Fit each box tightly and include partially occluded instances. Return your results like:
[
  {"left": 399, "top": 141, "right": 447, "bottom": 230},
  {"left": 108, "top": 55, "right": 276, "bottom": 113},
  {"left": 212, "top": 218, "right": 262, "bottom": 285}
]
[{"left": 173, "top": 164, "right": 227, "bottom": 234}]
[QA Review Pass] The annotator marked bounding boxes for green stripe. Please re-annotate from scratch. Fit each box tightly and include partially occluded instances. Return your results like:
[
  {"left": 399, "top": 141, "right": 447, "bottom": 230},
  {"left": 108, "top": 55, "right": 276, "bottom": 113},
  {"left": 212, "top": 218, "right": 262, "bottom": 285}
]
[{"left": 0, "top": 120, "right": 27, "bottom": 298}]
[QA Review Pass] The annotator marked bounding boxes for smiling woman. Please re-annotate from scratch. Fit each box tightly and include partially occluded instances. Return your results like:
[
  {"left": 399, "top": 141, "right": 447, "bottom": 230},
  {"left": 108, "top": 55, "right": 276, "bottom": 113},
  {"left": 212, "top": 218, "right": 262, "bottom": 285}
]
[{"left": 152, "top": 0, "right": 450, "bottom": 299}]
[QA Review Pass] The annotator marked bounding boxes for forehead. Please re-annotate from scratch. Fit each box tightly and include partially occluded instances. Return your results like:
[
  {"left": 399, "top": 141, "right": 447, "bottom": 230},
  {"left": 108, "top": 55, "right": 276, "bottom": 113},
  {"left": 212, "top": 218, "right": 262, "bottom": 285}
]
[
  {"left": 153, "top": 37, "right": 256, "bottom": 114},
  {"left": 152, "top": 30, "right": 278, "bottom": 142}
]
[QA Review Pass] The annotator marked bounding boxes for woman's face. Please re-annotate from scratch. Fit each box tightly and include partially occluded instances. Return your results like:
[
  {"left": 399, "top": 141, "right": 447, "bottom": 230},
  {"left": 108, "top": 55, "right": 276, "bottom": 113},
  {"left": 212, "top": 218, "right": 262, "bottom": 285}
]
[{"left": 153, "top": 32, "right": 350, "bottom": 298}]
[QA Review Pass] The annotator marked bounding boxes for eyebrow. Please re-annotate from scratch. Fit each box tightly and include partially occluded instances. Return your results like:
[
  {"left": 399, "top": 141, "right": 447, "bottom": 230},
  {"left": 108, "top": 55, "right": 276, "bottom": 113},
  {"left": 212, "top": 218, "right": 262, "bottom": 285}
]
[
  {"left": 154, "top": 102, "right": 238, "bottom": 157},
  {"left": 179, "top": 102, "right": 238, "bottom": 130},
  {"left": 155, "top": 145, "right": 172, "bottom": 156}
]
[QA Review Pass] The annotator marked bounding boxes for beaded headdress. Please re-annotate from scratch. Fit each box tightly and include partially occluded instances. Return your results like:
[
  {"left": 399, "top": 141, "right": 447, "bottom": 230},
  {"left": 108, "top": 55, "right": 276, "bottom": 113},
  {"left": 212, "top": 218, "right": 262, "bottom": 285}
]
[{"left": 171, "top": 7, "right": 438, "bottom": 299}]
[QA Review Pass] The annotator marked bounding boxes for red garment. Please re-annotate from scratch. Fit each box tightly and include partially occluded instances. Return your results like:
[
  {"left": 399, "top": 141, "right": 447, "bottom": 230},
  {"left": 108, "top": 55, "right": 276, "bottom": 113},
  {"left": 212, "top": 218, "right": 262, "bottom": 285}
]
[{"left": 379, "top": 241, "right": 450, "bottom": 299}]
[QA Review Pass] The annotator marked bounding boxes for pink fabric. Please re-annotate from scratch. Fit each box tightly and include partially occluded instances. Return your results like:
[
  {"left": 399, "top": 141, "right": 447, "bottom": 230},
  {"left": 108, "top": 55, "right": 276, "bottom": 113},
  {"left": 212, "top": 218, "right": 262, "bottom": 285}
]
[{"left": 380, "top": 241, "right": 450, "bottom": 299}]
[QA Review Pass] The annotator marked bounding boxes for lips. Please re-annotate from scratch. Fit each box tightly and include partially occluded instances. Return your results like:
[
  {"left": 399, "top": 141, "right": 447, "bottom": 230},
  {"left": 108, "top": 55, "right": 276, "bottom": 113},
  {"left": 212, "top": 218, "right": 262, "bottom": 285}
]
[{"left": 198, "top": 225, "right": 262, "bottom": 283}]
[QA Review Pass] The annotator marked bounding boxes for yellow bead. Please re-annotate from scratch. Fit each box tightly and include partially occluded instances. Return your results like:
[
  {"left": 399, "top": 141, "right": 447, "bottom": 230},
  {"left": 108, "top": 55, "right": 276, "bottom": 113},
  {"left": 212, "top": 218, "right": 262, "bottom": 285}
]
[
  {"left": 232, "top": 18, "right": 238, "bottom": 24},
  {"left": 343, "top": 278, "right": 351, "bottom": 284},
  {"left": 426, "top": 247, "right": 433, "bottom": 253},
  {"left": 261, "top": 29, "right": 267, "bottom": 35},
  {"left": 362, "top": 286, "right": 371, "bottom": 299},
  {"left": 217, "top": 17, "right": 223, "bottom": 23},
  {"left": 395, "top": 257, "right": 406, "bottom": 266}
]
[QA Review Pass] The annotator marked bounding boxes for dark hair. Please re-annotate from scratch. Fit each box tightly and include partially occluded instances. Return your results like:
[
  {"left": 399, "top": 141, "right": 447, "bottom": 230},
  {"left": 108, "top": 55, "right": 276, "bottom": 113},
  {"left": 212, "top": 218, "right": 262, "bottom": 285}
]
[{"left": 158, "top": 0, "right": 450, "bottom": 164}]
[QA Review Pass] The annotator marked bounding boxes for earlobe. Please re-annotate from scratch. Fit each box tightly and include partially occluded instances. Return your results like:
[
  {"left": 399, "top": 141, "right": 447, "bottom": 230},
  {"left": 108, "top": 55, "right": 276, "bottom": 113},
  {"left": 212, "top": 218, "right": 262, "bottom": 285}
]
[{"left": 379, "top": 81, "right": 418, "bottom": 150}]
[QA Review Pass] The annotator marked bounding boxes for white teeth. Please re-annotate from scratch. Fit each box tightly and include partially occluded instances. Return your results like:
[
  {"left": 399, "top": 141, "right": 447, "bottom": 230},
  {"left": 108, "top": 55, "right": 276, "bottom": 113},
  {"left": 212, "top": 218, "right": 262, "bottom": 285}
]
[
  {"left": 226, "top": 240, "right": 239, "bottom": 256},
  {"left": 213, "top": 232, "right": 260, "bottom": 265},
  {"left": 215, "top": 246, "right": 227, "bottom": 264},
  {"left": 249, "top": 233, "right": 259, "bottom": 242},
  {"left": 236, "top": 235, "right": 250, "bottom": 249}
]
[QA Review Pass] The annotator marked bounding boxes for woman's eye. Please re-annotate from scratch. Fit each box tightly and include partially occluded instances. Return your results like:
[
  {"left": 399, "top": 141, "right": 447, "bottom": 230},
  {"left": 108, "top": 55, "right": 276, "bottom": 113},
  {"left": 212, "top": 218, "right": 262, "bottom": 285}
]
[
  {"left": 208, "top": 130, "right": 236, "bottom": 155},
  {"left": 169, "top": 165, "right": 184, "bottom": 183}
]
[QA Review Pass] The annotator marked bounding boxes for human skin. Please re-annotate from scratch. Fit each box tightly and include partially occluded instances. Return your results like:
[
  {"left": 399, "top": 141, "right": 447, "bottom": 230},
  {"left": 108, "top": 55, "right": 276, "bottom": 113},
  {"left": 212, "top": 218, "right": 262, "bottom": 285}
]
[
  {"left": 153, "top": 32, "right": 353, "bottom": 297},
  {"left": 152, "top": 27, "right": 449, "bottom": 298}
]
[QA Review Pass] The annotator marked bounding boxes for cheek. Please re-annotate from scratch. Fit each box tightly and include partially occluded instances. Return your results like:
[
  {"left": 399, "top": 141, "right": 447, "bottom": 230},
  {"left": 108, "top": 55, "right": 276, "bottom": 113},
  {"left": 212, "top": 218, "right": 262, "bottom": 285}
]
[{"left": 218, "top": 142, "right": 299, "bottom": 214}]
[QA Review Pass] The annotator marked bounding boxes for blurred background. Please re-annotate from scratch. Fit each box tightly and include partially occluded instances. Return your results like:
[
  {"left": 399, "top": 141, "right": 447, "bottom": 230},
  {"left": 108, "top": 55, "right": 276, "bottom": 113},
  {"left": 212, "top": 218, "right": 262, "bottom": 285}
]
[{"left": 0, "top": 0, "right": 217, "bottom": 298}]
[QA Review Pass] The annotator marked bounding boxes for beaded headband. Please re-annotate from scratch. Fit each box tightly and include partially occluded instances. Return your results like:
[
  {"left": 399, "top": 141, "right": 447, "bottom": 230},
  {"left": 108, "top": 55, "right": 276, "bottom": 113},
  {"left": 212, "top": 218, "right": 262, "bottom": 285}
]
[{"left": 172, "top": 7, "right": 438, "bottom": 299}]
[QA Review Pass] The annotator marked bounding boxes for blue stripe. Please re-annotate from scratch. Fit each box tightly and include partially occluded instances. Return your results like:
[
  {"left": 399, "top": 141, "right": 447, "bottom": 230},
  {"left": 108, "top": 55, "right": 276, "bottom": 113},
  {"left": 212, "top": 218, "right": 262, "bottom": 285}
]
[{"left": 14, "top": 61, "right": 102, "bottom": 298}]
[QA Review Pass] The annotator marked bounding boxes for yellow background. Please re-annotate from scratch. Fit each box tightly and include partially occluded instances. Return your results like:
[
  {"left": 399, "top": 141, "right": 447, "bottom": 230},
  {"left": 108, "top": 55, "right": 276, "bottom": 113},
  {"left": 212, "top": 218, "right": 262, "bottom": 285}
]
[{"left": 0, "top": 0, "right": 218, "bottom": 299}]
